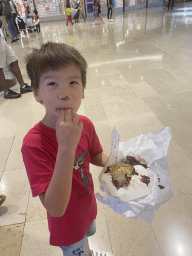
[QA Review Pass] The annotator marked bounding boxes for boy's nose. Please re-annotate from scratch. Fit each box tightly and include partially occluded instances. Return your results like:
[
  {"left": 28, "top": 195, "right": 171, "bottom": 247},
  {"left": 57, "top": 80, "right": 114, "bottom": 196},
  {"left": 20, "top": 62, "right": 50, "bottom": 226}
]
[{"left": 60, "top": 95, "right": 69, "bottom": 100}]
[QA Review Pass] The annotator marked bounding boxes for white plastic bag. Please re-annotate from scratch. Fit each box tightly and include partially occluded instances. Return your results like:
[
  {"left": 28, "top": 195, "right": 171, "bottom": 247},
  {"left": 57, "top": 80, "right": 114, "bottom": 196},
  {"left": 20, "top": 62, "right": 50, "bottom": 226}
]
[{"left": 96, "top": 127, "right": 173, "bottom": 223}]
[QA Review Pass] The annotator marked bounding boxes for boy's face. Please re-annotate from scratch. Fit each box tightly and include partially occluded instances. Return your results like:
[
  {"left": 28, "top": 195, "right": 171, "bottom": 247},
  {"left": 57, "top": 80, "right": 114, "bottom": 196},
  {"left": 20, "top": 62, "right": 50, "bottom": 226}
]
[{"left": 34, "top": 64, "right": 85, "bottom": 120}]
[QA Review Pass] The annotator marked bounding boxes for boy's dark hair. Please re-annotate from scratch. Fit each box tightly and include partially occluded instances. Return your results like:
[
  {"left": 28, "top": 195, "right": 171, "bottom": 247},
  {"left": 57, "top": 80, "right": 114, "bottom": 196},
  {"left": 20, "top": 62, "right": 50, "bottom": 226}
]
[
  {"left": 66, "top": 3, "right": 70, "bottom": 8},
  {"left": 26, "top": 42, "right": 87, "bottom": 92}
]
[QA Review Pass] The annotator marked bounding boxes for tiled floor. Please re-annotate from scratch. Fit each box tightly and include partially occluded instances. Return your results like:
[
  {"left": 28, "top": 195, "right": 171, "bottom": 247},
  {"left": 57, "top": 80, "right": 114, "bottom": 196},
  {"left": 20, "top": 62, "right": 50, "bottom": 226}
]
[{"left": 0, "top": 3, "right": 192, "bottom": 256}]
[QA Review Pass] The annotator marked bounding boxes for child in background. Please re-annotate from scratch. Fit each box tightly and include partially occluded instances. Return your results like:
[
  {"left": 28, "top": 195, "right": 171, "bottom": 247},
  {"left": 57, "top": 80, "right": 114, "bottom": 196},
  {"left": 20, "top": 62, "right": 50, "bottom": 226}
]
[
  {"left": 66, "top": 4, "right": 74, "bottom": 26},
  {"left": 21, "top": 42, "right": 114, "bottom": 256},
  {"left": 34, "top": 9, "right": 40, "bottom": 33}
]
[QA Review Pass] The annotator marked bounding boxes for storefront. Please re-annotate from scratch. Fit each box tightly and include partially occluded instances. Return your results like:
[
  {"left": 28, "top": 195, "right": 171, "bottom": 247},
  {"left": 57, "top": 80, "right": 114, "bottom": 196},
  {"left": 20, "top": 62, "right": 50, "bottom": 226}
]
[{"left": 16, "top": 0, "right": 163, "bottom": 22}]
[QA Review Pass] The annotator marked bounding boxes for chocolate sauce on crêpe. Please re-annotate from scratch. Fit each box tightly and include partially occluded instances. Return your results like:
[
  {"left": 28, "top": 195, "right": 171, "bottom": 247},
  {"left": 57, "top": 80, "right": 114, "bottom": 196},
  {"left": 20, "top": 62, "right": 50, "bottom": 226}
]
[
  {"left": 140, "top": 175, "right": 150, "bottom": 186},
  {"left": 124, "top": 156, "right": 150, "bottom": 186},
  {"left": 124, "top": 156, "right": 148, "bottom": 169}
]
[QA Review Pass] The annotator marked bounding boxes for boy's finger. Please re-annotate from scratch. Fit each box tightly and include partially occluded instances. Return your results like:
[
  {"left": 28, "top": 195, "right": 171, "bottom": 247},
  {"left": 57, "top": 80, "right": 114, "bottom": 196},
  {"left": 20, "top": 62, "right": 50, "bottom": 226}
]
[
  {"left": 58, "top": 109, "right": 65, "bottom": 122},
  {"left": 64, "top": 108, "right": 72, "bottom": 122},
  {"left": 78, "top": 121, "right": 83, "bottom": 130},
  {"left": 72, "top": 113, "right": 79, "bottom": 124}
]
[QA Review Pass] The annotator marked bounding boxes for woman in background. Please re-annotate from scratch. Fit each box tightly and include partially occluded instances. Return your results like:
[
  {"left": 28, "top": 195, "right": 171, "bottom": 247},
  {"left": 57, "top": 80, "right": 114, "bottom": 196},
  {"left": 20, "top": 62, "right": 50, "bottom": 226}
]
[{"left": 107, "top": 0, "right": 114, "bottom": 22}]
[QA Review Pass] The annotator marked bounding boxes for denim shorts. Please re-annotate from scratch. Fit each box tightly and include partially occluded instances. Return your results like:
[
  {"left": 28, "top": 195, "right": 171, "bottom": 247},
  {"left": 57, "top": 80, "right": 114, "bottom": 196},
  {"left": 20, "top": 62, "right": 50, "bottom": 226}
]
[{"left": 59, "top": 219, "right": 96, "bottom": 256}]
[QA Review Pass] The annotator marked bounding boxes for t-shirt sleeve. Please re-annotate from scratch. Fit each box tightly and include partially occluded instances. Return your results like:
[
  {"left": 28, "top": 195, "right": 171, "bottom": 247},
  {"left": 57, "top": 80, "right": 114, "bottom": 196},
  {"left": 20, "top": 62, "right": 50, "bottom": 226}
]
[
  {"left": 21, "top": 144, "right": 54, "bottom": 197},
  {"left": 86, "top": 118, "right": 103, "bottom": 158}
]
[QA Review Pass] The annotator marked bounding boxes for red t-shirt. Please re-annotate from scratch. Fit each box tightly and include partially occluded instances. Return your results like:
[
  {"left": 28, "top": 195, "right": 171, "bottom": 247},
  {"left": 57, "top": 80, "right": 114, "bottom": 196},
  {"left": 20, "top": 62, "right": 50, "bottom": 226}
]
[{"left": 21, "top": 116, "right": 103, "bottom": 246}]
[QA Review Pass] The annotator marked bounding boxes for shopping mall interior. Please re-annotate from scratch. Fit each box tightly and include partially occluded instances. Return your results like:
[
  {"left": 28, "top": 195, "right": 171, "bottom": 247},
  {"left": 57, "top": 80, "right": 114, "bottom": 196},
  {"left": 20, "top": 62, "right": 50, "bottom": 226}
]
[{"left": 0, "top": 1, "right": 192, "bottom": 255}]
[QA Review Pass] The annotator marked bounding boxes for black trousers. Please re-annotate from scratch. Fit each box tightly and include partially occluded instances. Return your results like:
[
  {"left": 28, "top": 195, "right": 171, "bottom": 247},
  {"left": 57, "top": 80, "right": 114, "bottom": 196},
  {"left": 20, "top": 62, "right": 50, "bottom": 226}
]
[
  {"left": 168, "top": 0, "right": 173, "bottom": 9},
  {"left": 107, "top": 7, "right": 112, "bottom": 19}
]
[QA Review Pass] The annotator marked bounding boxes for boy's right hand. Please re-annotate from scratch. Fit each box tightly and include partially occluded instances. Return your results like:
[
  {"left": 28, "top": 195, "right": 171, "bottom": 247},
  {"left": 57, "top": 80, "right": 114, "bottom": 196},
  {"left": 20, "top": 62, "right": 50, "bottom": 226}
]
[{"left": 56, "top": 109, "right": 83, "bottom": 151}]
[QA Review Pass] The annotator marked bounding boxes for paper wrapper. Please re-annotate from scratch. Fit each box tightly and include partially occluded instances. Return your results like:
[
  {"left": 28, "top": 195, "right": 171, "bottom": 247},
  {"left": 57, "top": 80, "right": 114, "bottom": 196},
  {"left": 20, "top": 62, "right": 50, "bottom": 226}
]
[{"left": 96, "top": 127, "right": 173, "bottom": 223}]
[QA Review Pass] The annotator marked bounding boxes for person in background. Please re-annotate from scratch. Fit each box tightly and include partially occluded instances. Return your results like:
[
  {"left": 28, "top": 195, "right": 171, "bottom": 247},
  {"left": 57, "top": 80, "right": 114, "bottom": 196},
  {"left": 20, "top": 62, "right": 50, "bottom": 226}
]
[
  {"left": 2, "top": 0, "right": 19, "bottom": 42},
  {"left": 34, "top": 9, "right": 40, "bottom": 33},
  {"left": 9, "top": 0, "right": 19, "bottom": 33},
  {"left": 107, "top": 0, "right": 114, "bottom": 22},
  {"left": 168, "top": 0, "right": 173, "bottom": 10},
  {"left": 66, "top": 3, "right": 74, "bottom": 26},
  {"left": 92, "top": 0, "right": 104, "bottom": 25},
  {"left": 0, "top": 1, "right": 12, "bottom": 38},
  {"left": 0, "top": 36, "right": 32, "bottom": 99},
  {"left": 79, "top": 0, "right": 85, "bottom": 21}
]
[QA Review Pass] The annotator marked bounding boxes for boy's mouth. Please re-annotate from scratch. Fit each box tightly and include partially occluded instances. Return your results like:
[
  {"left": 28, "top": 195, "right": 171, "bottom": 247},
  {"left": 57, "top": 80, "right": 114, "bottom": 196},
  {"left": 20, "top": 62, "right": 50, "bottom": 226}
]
[{"left": 55, "top": 107, "right": 72, "bottom": 111}]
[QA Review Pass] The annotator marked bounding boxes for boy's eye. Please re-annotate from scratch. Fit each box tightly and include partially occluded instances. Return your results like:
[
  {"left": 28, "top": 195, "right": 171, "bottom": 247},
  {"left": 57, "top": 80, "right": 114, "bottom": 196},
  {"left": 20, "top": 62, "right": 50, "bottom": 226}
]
[
  {"left": 70, "top": 81, "right": 78, "bottom": 85},
  {"left": 47, "top": 82, "right": 56, "bottom": 86}
]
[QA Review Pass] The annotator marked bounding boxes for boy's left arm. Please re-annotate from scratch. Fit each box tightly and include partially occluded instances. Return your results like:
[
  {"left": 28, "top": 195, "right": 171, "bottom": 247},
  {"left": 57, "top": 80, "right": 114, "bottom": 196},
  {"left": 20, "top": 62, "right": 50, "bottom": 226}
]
[{"left": 90, "top": 152, "right": 108, "bottom": 167}]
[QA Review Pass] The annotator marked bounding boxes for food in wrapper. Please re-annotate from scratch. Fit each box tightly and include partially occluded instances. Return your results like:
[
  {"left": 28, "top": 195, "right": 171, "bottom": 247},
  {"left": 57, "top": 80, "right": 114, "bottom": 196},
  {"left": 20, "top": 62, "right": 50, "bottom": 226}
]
[
  {"left": 104, "top": 162, "right": 134, "bottom": 190},
  {"left": 97, "top": 126, "right": 173, "bottom": 223},
  {"left": 104, "top": 156, "right": 153, "bottom": 191}
]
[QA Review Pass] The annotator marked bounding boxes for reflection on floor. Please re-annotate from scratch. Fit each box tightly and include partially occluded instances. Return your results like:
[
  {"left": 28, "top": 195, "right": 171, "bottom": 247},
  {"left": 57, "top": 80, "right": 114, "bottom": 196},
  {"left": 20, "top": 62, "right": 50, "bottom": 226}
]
[{"left": 1, "top": 3, "right": 192, "bottom": 256}]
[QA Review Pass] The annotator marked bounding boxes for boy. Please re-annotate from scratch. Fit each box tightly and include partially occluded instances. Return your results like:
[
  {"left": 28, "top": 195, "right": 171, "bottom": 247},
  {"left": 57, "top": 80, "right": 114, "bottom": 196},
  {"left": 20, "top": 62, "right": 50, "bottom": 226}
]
[{"left": 21, "top": 42, "right": 114, "bottom": 256}]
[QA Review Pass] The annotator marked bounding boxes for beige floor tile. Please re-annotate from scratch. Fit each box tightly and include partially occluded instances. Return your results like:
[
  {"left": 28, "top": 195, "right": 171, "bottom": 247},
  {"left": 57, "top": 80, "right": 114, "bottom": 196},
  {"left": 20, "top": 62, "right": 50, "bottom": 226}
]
[
  {"left": 104, "top": 207, "right": 163, "bottom": 256},
  {"left": 92, "top": 75, "right": 112, "bottom": 89},
  {"left": 86, "top": 75, "right": 96, "bottom": 89},
  {"left": 167, "top": 140, "right": 192, "bottom": 182},
  {"left": 84, "top": 88, "right": 102, "bottom": 105},
  {"left": 0, "top": 136, "right": 14, "bottom": 171},
  {"left": 0, "top": 98, "right": 10, "bottom": 122},
  {"left": 88, "top": 209, "right": 113, "bottom": 254},
  {"left": 5, "top": 135, "right": 25, "bottom": 171},
  {"left": 103, "top": 101, "right": 130, "bottom": 122},
  {"left": 101, "top": 65, "right": 121, "bottom": 76},
  {"left": 0, "top": 95, "right": 26, "bottom": 138},
  {"left": 0, "top": 169, "right": 30, "bottom": 226},
  {"left": 123, "top": 97, "right": 152, "bottom": 117},
  {"left": 179, "top": 194, "right": 192, "bottom": 218},
  {"left": 15, "top": 96, "right": 45, "bottom": 136},
  {"left": 98, "top": 87, "right": 121, "bottom": 104},
  {"left": 109, "top": 116, "right": 141, "bottom": 142},
  {"left": 179, "top": 90, "right": 192, "bottom": 105},
  {"left": 83, "top": 100, "right": 109, "bottom": 125},
  {"left": 26, "top": 192, "right": 47, "bottom": 222},
  {"left": 131, "top": 81, "right": 160, "bottom": 98},
  {"left": 151, "top": 196, "right": 192, "bottom": 256},
  {"left": 147, "top": 79, "right": 177, "bottom": 99},
  {"left": 20, "top": 219, "right": 62, "bottom": 256},
  {"left": 107, "top": 73, "right": 129, "bottom": 87},
  {"left": 115, "top": 84, "right": 139, "bottom": 101},
  {"left": 131, "top": 113, "right": 164, "bottom": 134},
  {"left": 0, "top": 223, "right": 24, "bottom": 256},
  {"left": 89, "top": 66, "right": 109, "bottom": 77}
]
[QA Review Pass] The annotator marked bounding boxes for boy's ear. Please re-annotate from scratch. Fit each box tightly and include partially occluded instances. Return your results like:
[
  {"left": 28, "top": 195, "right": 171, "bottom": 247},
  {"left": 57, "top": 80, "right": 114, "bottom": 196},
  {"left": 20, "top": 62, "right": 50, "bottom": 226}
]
[{"left": 33, "top": 89, "right": 42, "bottom": 103}]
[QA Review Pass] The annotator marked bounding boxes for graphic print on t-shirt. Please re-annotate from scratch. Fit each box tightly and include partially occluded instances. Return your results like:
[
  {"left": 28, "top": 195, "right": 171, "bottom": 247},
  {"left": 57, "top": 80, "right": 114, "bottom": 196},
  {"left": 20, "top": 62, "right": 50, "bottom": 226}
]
[{"left": 73, "top": 151, "right": 89, "bottom": 188}]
